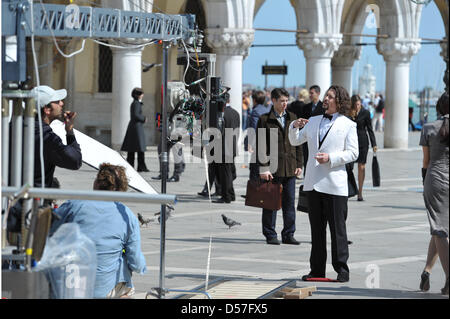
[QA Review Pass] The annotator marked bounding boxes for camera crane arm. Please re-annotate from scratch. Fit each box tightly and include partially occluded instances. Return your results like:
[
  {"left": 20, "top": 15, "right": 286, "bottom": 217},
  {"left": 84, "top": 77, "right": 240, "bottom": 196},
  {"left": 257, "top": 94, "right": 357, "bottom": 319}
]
[{"left": 2, "top": 0, "right": 195, "bottom": 82}]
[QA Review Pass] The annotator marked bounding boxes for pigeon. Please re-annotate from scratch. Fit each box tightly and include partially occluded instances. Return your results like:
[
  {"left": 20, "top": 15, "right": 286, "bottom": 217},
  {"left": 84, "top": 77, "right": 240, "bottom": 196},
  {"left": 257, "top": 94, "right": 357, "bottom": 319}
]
[
  {"left": 155, "top": 204, "right": 174, "bottom": 223},
  {"left": 221, "top": 214, "right": 241, "bottom": 229},
  {"left": 137, "top": 213, "right": 153, "bottom": 227}
]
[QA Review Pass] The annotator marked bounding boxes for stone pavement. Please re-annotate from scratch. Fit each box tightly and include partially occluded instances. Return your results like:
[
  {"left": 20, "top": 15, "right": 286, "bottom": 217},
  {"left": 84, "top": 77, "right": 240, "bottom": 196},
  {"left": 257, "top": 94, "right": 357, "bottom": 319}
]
[{"left": 54, "top": 131, "right": 448, "bottom": 299}]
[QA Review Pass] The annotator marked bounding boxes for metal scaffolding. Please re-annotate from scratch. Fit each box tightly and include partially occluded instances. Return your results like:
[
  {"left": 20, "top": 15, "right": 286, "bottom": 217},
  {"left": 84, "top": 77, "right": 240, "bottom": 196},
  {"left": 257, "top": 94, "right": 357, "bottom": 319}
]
[{"left": 2, "top": 0, "right": 197, "bottom": 299}]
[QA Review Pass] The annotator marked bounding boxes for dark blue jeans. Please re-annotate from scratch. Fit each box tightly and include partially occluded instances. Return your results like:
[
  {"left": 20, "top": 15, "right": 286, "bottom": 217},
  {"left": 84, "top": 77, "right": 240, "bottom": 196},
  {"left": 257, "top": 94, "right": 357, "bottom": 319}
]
[{"left": 262, "top": 176, "right": 296, "bottom": 240}]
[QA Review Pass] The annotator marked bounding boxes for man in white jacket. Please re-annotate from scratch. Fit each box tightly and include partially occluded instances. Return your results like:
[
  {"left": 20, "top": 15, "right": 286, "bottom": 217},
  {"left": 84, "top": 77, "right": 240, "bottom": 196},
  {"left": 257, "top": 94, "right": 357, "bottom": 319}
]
[{"left": 288, "top": 85, "right": 358, "bottom": 283}]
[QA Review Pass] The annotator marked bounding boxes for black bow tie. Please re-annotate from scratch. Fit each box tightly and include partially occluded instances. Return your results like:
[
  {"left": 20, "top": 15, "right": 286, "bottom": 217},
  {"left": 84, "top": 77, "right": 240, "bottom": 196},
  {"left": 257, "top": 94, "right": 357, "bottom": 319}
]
[{"left": 323, "top": 114, "right": 333, "bottom": 121}]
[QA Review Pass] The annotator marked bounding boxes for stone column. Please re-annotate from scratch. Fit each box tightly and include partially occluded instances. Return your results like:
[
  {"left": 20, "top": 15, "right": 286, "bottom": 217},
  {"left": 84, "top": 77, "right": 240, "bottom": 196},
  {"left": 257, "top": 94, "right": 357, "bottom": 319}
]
[
  {"left": 297, "top": 34, "right": 342, "bottom": 99},
  {"left": 38, "top": 38, "right": 54, "bottom": 86},
  {"left": 111, "top": 47, "right": 143, "bottom": 150},
  {"left": 331, "top": 45, "right": 362, "bottom": 95},
  {"left": 206, "top": 28, "right": 254, "bottom": 120},
  {"left": 377, "top": 38, "right": 421, "bottom": 149}
]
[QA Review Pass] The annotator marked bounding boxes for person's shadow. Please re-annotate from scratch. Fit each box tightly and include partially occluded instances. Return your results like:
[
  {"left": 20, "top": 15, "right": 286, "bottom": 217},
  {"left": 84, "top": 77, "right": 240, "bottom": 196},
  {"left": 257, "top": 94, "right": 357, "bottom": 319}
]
[{"left": 311, "top": 286, "right": 448, "bottom": 299}]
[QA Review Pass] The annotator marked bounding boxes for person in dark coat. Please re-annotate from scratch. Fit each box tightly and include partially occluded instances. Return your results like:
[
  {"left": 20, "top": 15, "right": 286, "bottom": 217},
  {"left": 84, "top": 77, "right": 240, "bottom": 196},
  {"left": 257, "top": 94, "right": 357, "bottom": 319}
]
[
  {"left": 350, "top": 95, "right": 377, "bottom": 201},
  {"left": 121, "top": 88, "right": 149, "bottom": 172},
  {"left": 213, "top": 95, "right": 240, "bottom": 204},
  {"left": 257, "top": 88, "right": 303, "bottom": 245},
  {"left": 287, "top": 88, "right": 309, "bottom": 119}
]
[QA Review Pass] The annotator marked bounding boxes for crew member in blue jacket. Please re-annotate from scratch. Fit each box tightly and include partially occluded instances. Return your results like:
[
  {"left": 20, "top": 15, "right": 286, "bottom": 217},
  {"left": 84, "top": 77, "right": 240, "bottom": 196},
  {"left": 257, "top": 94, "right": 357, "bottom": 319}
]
[{"left": 50, "top": 163, "right": 147, "bottom": 298}]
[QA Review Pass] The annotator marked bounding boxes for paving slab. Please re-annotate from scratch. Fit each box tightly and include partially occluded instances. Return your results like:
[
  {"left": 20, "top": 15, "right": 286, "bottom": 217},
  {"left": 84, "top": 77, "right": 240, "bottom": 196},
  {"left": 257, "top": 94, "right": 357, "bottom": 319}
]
[{"left": 52, "top": 131, "right": 448, "bottom": 299}]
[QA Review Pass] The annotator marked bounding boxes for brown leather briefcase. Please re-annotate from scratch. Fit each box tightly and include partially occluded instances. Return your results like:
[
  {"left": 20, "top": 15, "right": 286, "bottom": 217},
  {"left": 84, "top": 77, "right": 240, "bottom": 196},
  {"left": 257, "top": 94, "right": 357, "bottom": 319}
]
[{"left": 245, "top": 179, "right": 283, "bottom": 211}]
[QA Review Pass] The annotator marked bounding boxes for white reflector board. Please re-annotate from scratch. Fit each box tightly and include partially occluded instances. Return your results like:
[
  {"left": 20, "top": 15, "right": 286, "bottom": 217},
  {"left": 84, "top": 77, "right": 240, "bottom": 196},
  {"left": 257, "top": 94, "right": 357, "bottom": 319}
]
[{"left": 50, "top": 120, "right": 157, "bottom": 194}]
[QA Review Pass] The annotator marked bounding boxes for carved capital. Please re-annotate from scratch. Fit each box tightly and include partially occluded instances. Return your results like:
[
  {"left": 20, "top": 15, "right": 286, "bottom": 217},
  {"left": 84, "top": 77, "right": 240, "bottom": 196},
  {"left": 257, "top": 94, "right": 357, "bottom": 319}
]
[
  {"left": 331, "top": 45, "right": 362, "bottom": 68},
  {"left": 297, "top": 34, "right": 343, "bottom": 59},
  {"left": 377, "top": 38, "right": 421, "bottom": 63},
  {"left": 205, "top": 28, "right": 254, "bottom": 56}
]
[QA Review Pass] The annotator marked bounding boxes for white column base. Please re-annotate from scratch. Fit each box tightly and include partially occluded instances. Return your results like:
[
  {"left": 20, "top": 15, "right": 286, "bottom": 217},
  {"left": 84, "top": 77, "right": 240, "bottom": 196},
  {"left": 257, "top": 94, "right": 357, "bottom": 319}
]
[
  {"left": 384, "top": 61, "right": 410, "bottom": 149},
  {"left": 111, "top": 48, "right": 142, "bottom": 150},
  {"left": 306, "top": 57, "right": 331, "bottom": 100},
  {"left": 332, "top": 66, "right": 353, "bottom": 96},
  {"left": 216, "top": 54, "right": 243, "bottom": 121}
]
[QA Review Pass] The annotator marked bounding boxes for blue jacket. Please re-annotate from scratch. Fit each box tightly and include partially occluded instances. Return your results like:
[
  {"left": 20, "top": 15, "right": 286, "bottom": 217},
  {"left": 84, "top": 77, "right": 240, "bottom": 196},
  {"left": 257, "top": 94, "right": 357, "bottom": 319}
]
[
  {"left": 248, "top": 104, "right": 271, "bottom": 130},
  {"left": 51, "top": 200, "right": 147, "bottom": 298}
]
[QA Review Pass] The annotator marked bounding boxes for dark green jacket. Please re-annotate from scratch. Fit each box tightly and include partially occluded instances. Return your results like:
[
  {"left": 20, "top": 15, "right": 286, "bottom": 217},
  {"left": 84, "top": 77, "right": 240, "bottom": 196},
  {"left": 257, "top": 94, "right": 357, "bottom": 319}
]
[{"left": 256, "top": 107, "right": 303, "bottom": 177}]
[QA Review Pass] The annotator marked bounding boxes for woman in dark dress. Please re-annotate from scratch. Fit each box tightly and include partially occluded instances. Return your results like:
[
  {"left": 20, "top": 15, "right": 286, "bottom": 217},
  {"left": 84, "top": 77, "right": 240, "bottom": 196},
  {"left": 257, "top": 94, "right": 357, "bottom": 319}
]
[
  {"left": 121, "top": 88, "right": 149, "bottom": 172},
  {"left": 419, "top": 92, "right": 449, "bottom": 295},
  {"left": 351, "top": 95, "right": 377, "bottom": 201}
]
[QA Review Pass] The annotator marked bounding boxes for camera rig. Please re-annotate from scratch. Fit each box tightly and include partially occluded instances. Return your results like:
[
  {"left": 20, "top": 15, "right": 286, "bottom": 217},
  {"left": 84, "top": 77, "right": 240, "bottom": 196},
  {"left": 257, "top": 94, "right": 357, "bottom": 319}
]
[{"left": 167, "top": 49, "right": 230, "bottom": 154}]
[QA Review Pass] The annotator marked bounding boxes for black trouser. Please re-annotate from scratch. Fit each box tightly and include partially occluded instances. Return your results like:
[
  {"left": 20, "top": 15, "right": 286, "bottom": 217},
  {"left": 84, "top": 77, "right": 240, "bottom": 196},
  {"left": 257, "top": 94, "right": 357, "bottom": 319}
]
[
  {"left": 262, "top": 176, "right": 296, "bottom": 240},
  {"left": 302, "top": 144, "right": 309, "bottom": 172},
  {"left": 215, "top": 162, "right": 236, "bottom": 202},
  {"left": 202, "top": 163, "right": 222, "bottom": 194},
  {"left": 127, "top": 152, "right": 147, "bottom": 170},
  {"left": 306, "top": 190, "right": 349, "bottom": 276},
  {"left": 157, "top": 141, "right": 185, "bottom": 177},
  {"left": 249, "top": 163, "right": 259, "bottom": 181}
]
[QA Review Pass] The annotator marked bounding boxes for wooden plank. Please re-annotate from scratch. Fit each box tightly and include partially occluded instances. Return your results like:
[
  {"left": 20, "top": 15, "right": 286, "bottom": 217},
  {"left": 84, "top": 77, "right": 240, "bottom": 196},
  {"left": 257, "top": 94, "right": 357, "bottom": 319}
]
[{"left": 282, "top": 286, "right": 317, "bottom": 299}]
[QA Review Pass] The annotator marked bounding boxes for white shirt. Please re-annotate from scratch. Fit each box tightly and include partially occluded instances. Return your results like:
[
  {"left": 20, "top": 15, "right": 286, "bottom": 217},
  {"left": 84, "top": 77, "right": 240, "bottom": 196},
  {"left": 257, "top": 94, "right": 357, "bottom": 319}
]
[{"left": 319, "top": 113, "right": 338, "bottom": 143}]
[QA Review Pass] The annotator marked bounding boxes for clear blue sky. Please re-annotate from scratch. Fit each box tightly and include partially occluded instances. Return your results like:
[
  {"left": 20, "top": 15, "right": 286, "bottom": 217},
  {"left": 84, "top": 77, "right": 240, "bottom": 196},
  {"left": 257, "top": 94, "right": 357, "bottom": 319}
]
[{"left": 242, "top": 0, "right": 446, "bottom": 93}]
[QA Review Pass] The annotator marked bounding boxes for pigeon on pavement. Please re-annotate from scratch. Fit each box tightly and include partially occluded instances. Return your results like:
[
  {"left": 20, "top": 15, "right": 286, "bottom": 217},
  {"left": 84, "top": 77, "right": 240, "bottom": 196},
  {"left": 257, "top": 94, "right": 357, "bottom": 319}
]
[
  {"left": 155, "top": 204, "right": 174, "bottom": 223},
  {"left": 222, "top": 214, "right": 241, "bottom": 229},
  {"left": 137, "top": 213, "right": 153, "bottom": 227}
]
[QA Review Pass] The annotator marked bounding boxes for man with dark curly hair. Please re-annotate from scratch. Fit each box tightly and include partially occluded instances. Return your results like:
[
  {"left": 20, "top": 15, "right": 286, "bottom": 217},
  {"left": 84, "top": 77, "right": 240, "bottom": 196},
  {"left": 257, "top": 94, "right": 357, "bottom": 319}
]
[
  {"left": 50, "top": 163, "right": 146, "bottom": 298},
  {"left": 289, "top": 85, "right": 358, "bottom": 283}
]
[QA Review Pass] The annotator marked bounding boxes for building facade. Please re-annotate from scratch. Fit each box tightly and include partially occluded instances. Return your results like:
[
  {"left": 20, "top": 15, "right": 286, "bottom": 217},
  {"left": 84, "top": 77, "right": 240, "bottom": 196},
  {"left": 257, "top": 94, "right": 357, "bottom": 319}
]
[{"left": 28, "top": 0, "right": 449, "bottom": 149}]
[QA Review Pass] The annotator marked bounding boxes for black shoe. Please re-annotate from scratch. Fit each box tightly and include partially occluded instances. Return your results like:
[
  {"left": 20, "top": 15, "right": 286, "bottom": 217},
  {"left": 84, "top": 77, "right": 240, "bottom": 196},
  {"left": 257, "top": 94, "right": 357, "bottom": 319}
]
[
  {"left": 137, "top": 167, "right": 149, "bottom": 172},
  {"left": 282, "top": 236, "right": 300, "bottom": 245},
  {"left": 337, "top": 271, "right": 350, "bottom": 283},
  {"left": 357, "top": 196, "right": 364, "bottom": 201},
  {"left": 266, "top": 237, "right": 280, "bottom": 245},
  {"left": 212, "top": 198, "right": 231, "bottom": 204},
  {"left": 152, "top": 175, "right": 161, "bottom": 180},
  {"left": 441, "top": 277, "right": 448, "bottom": 295},
  {"left": 168, "top": 175, "right": 180, "bottom": 182},
  {"left": 301, "top": 273, "right": 324, "bottom": 281},
  {"left": 198, "top": 190, "right": 209, "bottom": 197},
  {"left": 420, "top": 271, "right": 430, "bottom": 292}
]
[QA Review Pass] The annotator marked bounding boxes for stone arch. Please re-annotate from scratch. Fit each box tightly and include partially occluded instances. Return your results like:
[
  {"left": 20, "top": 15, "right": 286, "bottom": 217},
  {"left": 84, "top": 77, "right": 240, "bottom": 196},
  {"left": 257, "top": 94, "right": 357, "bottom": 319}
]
[
  {"left": 202, "top": 0, "right": 255, "bottom": 29},
  {"left": 434, "top": 0, "right": 449, "bottom": 37},
  {"left": 374, "top": 0, "right": 422, "bottom": 39},
  {"left": 291, "top": 0, "right": 344, "bottom": 34}
]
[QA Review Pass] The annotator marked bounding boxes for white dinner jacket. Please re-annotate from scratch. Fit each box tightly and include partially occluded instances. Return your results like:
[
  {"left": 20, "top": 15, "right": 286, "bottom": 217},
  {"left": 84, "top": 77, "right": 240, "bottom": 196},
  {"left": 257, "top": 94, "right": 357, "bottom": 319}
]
[{"left": 288, "top": 114, "right": 359, "bottom": 196}]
